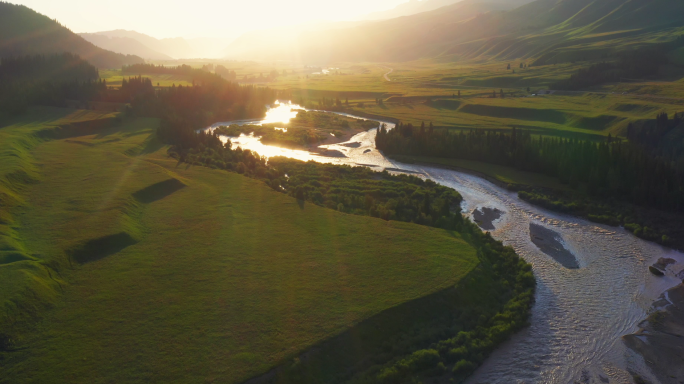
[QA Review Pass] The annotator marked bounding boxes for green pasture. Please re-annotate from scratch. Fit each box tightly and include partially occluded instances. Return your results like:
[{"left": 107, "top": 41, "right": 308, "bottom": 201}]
[
  {"left": 0, "top": 108, "right": 478, "bottom": 383},
  {"left": 99, "top": 69, "right": 194, "bottom": 87}
]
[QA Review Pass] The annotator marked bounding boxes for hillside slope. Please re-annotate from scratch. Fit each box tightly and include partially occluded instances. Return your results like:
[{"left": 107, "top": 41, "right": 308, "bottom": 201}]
[{"left": 0, "top": 2, "right": 143, "bottom": 68}]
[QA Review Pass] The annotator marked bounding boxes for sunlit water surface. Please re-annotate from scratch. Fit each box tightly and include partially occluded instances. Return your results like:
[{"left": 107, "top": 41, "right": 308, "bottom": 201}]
[{"left": 208, "top": 102, "right": 684, "bottom": 384}]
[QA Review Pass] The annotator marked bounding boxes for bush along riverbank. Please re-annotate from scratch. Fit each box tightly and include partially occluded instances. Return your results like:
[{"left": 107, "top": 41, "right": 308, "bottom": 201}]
[{"left": 164, "top": 132, "right": 535, "bottom": 383}]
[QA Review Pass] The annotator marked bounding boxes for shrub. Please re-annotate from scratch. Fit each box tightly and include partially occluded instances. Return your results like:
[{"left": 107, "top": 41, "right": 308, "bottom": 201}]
[{"left": 452, "top": 359, "right": 475, "bottom": 375}]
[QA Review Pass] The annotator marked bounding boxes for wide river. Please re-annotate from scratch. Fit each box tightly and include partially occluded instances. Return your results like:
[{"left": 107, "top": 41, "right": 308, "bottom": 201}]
[{"left": 208, "top": 102, "right": 684, "bottom": 384}]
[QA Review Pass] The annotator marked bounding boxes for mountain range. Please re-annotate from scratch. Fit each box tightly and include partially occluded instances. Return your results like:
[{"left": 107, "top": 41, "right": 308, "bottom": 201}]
[
  {"left": 363, "top": 0, "right": 533, "bottom": 20},
  {"left": 79, "top": 30, "right": 233, "bottom": 60},
  {"left": 0, "top": 2, "right": 142, "bottom": 68},
  {"left": 222, "top": 0, "right": 684, "bottom": 64}
]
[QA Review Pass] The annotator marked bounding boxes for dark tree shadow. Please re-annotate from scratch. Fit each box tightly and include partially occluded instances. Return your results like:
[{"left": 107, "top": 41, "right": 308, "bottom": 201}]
[
  {"left": 133, "top": 179, "right": 186, "bottom": 204},
  {"left": 69, "top": 232, "right": 137, "bottom": 264}
]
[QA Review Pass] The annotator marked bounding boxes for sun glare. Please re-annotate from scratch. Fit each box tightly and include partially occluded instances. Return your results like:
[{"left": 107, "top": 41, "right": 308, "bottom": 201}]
[{"left": 260, "top": 101, "right": 302, "bottom": 125}]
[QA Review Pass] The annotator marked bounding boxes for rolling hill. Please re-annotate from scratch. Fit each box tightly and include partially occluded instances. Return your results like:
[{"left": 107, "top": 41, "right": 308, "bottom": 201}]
[
  {"left": 0, "top": 2, "right": 143, "bottom": 68},
  {"left": 224, "top": 0, "right": 684, "bottom": 64}
]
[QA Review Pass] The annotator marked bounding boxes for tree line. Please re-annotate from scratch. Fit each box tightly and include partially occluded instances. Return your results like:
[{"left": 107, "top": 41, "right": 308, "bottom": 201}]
[
  {"left": 377, "top": 123, "right": 684, "bottom": 213},
  {"left": 0, "top": 54, "right": 106, "bottom": 114},
  {"left": 377, "top": 119, "right": 684, "bottom": 248}
]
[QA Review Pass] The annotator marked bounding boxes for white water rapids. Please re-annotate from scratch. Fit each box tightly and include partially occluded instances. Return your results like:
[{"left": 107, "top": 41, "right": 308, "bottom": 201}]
[{"left": 208, "top": 102, "right": 684, "bottom": 384}]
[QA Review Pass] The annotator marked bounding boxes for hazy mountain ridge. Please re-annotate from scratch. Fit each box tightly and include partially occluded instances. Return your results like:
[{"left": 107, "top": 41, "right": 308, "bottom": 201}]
[
  {"left": 87, "top": 30, "right": 230, "bottom": 59},
  {"left": 0, "top": 2, "right": 143, "bottom": 68},
  {"left": 363, "top": 0, "right": 464, "bottom": 20},
  {"left": 79, "top": 33, "right": 173, "bottom": 60},
  {"left": 222, "top": 0, "right": 684, "bottom": 64},
  {"left": 222, "top": 1, "right": 508, "bottom": 61},
  {"left": 363, "top": 0, "right": 534, "bottom": 20}
]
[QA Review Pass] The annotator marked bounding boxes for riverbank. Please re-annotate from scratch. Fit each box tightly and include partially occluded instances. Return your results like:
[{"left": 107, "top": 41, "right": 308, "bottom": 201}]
[
  {"left": 387, "top": 154, "right": 684, "bottom": 252},
  {"left": 624, "top": 279, "right": 684, "bottom": 384}
]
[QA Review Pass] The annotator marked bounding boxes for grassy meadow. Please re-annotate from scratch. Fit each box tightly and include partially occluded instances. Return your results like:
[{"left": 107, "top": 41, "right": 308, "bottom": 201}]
[
  {"left": 266, "top": 60, "right": 684, "bottom": 140},
  {"left": 99, "top": 69, "right": 194, "bottom": 88},
  {"left": 0, "top": 108, "right": 479, "bottom": 383}
]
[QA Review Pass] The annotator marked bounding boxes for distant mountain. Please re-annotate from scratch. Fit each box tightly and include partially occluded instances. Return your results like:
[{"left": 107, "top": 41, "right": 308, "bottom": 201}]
[
  {"left": 90, "top": 30, "right": 202, "bottom": 59},
  {"left": 0, "top": 2, "right": 143, "bottom": 68},
  {"left": 79, "top": 33, "right": 173, "bottom": 60},
  {"left": 362, "top": 0, "right": 534, "bottom": 20},
  {"left": 225, "top": 0, "right": 684, "bottom": 64},
  {"left": 222, "top": 21, "right": 367, "bottom": 60},
  {"left": 363, "top": 0, "right": 463, "bottom": 20},
  {"left": 222, "top": 0, "right": 518, "bottom": 61}
]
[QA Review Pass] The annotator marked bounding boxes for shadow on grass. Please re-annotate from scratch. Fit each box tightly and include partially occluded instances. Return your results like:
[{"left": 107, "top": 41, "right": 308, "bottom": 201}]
[
  {"left": 138, "top": 136, "right": 165, "bottom": 155},
  {"left": 427, "top": 100, "right": 462, "bottom": 110},
  {"left": 244, "top": 264, "right": 510, "bottom": 384},
  {"left": 69, "top": 232, "right": 137, "bottom": 264},
  {"left": 133, "top": 178, "right": 186, "bottom": 204}
]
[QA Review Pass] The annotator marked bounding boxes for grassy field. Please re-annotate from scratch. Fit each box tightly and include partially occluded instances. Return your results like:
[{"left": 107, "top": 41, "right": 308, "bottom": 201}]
[
  {"left": 100, "top": 69, "right": 194, "bottom": 87},
  {"left": 265, "top": 60, "right": 684, "bottom": 139},
  {"left": 101, "top": 58, "right": 683, "bottom": 141},
  {"left": 0, "top": 108, "right": 479, "bottom": 383}
]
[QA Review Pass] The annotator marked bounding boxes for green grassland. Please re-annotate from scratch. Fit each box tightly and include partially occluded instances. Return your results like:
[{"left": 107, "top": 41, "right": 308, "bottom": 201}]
[
  {"left": 264, "top": 60, "right": 684, "bottom": 139},
  {"left": 0, "top": 108, "right": 479, "bottom": 383},
  {"left": 105, "top": 57, "right": 683, "bottom": 141},
  {"left": 99, "top": 69, "right": 194, "bottom": 87}
]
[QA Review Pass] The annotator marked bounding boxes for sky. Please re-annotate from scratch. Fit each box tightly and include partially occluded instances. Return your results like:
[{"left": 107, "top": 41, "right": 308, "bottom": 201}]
[{"left": 13, "top": 0, "right": 411, "bottom": 39}]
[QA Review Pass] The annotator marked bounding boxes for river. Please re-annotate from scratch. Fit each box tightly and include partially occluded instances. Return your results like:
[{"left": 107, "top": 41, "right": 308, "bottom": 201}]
[{"left": 208, "top": 102, "right": 684, "bottom": 384}]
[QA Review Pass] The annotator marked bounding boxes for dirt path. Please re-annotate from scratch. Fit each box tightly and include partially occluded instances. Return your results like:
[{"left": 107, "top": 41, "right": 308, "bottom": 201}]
[{"left": 381, "top": 66, "right": 393, "bottom": 81}]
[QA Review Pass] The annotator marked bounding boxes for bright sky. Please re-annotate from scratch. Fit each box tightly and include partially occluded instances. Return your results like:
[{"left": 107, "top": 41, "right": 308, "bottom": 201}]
[{"left": 14, "top": 0, "right": 410, "bottom": 39}]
